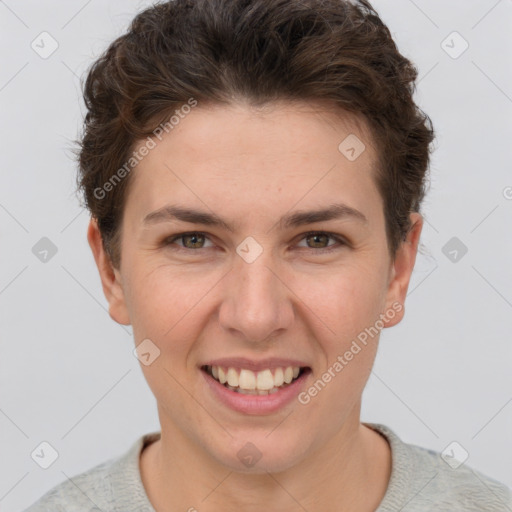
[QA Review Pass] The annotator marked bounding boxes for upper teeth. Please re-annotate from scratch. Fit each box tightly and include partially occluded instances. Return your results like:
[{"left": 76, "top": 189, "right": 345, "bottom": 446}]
[{"left": 209, "top": 366, "right": 301, "bottom": 390}]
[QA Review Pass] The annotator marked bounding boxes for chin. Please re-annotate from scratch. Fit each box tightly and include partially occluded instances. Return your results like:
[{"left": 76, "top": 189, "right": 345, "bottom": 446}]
[{"left": 211, "top": 431, "right": 311, "bottom": 474}]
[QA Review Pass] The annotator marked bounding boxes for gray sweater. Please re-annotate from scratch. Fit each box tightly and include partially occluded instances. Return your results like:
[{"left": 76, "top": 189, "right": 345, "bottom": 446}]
[{"left": 24, "top": 422, "right": 512, "bottom": 511}]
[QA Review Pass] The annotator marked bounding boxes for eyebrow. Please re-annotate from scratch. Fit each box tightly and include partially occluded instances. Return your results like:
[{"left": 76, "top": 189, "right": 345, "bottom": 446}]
[{"left": 142, "top": 203, "right": 368, "bottom": 231}]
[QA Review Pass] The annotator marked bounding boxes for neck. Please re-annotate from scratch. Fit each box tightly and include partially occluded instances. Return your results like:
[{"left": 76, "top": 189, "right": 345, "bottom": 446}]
[{"left": 140, "top": 405, "right": 391, "bottom": 512}]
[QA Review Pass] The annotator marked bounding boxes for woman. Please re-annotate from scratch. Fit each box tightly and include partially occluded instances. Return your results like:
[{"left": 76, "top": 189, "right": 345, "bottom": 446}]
[{"left": 25, "top": 0, "right": 512, "bottom": 510}]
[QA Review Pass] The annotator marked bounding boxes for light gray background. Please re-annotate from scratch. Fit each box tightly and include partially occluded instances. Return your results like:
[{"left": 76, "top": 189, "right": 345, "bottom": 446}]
[{"left": 1, "top": 0, "right": 511, "bottom": 510}]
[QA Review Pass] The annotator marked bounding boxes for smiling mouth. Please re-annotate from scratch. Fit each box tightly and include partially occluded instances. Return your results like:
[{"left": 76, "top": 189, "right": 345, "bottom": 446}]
[{"left": 201, "top": 365, "right": 310, "bottom": 395}]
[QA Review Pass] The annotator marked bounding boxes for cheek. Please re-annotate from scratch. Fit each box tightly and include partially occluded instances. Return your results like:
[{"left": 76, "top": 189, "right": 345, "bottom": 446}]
[
  {"left": 296, "top": 262, "right": 386, "bottom": 402},
  {"left": 128, "top": 267, "right": 208, "bottom": 406},
  {"left": 299, "top": 272, "right": 383, "bottom": 421},
  {"left": 294, "top": 263, "right": 387, "bottom": 340},
  {"left": 126, "top": 246, "right": 389, "bottom": 355},
  {"left": 127, "top": 263, "right": 212, "bottom": 337}
]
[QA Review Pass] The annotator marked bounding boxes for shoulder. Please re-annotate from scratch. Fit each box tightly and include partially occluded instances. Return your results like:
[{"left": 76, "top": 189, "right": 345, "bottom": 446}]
[
  {"left": 23, "top": 433, "right": 158, "bottom": 512},
  {"left": 366, "top": 422, "right": 512, "bottom": 512},
  {"left": 408, "top": 442, "right": 512, "bottom": 511},
  {"left": 23, "top": 459, "right": 114, "bottom": 512}
]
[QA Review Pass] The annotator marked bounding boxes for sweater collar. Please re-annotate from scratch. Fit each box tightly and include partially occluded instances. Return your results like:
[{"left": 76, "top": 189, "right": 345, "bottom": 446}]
[{"left": 111, "top": 423, "right": 413, "bottom": 511}]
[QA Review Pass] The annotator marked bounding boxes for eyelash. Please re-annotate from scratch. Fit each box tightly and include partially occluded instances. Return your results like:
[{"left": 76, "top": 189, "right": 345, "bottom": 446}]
[{"left": 163, "top": 231, "right": 347, "bottom": 254}]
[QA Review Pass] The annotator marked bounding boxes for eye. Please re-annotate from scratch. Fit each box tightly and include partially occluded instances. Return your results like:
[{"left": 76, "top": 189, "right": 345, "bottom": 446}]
[
  {"left": 296, "top": 231, "right": 346, "bottom": 252},
  {"left": 164, "top": 232, "right": 214, "bottom": 250},
  {"left": 163, "top": 231, "right": 346, "bottom": 253}
]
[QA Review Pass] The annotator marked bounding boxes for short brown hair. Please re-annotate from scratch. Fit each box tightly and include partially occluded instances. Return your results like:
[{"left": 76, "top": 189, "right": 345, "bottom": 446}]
[{"left": 76, "top": 0, "right": 435, "bottom": 268}]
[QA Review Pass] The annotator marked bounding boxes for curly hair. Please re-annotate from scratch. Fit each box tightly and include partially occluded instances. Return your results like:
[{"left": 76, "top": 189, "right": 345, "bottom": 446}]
[{"left": 76, "top": 0, "right": 435, "bottom": 268}]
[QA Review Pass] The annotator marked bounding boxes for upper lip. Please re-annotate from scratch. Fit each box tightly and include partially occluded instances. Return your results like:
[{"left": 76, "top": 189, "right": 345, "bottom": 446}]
[{"left": 200, "top": 357, "right": 310, "bottom": 372}]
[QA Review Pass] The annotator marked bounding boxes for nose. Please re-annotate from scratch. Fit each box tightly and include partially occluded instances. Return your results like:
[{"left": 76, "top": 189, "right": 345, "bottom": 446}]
[{"left": 218, "top": 250, "right": 294, "bottom": 344}]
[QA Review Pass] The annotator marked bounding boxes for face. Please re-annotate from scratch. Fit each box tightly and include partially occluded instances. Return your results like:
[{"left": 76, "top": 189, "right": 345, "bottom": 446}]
[{"left": 89, "top": 100, "right": 422, "bottom": 473}]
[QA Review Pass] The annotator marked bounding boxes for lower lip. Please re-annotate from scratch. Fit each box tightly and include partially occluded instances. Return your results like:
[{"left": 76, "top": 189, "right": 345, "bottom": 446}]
[{"left": 201, "top": 368, "right": 311, "bottom": 415}]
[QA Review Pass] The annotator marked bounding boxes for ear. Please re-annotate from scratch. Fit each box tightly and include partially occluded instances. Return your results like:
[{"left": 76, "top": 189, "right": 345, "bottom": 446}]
[
  {"left": 382, "top": 212, "right": 423, "bottom": 328},
  {"left": 87, "top": 217, "right": 131, "bottom": 326}
]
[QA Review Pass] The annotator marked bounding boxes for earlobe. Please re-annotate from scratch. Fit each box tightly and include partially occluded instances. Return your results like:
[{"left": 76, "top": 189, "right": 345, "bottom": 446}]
[
  {"left": 382, "top": 212, "right": 423, "bottom": 328},
  {"left": 87, "top": 217, "right": 131, "bottom": 326}
]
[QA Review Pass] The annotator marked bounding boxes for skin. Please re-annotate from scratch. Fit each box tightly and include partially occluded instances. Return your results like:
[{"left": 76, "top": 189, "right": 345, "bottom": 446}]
[{"left": 88, "top": 100, "right": 423, "bottom": 511}]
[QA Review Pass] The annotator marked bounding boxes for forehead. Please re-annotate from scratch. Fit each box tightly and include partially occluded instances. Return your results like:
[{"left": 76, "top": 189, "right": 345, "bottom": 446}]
[
  {"left": 147, "top": 100, "right": 375, "bottom": 159},
  {"left": 125, "top": 101, "right": 382, "bottom": 226}
]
